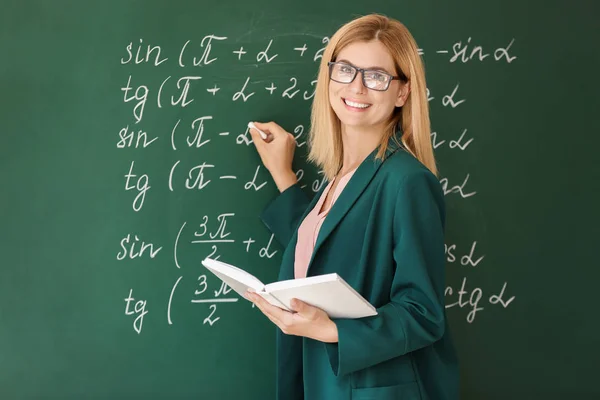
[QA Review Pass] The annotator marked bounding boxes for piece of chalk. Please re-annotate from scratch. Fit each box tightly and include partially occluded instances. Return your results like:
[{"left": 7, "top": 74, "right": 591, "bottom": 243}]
[{"left": 248, "top": 122, "right": 268, "bottom": 140}]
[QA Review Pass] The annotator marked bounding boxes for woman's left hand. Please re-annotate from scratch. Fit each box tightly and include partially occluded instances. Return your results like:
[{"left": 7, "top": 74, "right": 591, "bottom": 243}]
[{"left": 246, "top": 291, "right": 339, "bottom": 343}]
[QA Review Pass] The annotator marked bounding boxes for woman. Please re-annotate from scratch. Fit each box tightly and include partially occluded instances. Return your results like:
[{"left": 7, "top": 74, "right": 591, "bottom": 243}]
[{"left": 246, "top": 13, "right": 459, "bottom": 400}]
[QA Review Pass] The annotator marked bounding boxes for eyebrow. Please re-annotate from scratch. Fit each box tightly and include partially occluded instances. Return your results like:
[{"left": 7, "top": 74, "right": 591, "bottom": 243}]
[{"left": 337, "top": 59, "right": 392, "bottom": 74}]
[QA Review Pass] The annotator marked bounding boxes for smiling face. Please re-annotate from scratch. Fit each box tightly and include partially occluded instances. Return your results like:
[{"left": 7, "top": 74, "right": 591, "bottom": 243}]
[{"left": 328, "top": 40, "right": 408, "bottom": 134}]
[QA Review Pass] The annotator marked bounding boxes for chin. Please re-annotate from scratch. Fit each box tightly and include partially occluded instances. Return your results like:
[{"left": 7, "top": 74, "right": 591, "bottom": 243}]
[{"left": 339, "top": 119, "right": 368, "bottom": 127}]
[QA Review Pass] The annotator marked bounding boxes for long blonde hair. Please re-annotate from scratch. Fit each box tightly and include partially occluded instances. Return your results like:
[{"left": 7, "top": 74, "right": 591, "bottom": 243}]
[{"left": 308, "top": 14, "right": 438, "bottom": 180}]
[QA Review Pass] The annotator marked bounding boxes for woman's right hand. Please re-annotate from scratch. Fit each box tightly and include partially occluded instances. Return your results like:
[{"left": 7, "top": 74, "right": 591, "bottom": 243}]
[{"left": 249, "top": 121, "right": 298, "bottom": 192}]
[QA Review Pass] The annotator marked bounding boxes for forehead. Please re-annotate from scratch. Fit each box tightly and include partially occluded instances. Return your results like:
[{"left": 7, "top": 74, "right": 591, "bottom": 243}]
[{"left": 335, "top": 40, "right": 396, "bottom": 72}]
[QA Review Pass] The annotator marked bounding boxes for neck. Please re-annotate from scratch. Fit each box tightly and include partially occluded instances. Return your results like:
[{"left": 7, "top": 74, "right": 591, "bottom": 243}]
[{"left": 339, "top": 123, "right": 384, "bottom": 175}]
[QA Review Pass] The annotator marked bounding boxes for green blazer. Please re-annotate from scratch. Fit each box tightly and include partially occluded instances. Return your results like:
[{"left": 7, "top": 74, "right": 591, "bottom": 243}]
[{"left": 259, "top": 139, "right": 459, "bottom": 400}]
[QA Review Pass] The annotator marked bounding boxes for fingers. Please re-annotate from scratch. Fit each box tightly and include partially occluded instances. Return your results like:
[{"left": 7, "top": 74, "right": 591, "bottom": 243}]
[
  {"left": 247, "top": 120, "right": 296, "bottom": 190},
  {"left": 248, "top": 123, "right": 270, "bottom": 143},
  {"left": 250, "top": 292, "right": 285, "bottom": 319},
  {"left": 249, "top": 130, "right": 272, "bottom": 149},
  {"left": 291, "top": 298, "right": 317, "bottom": 318},
  {"left": 255, "top": 301, "right": 284, "bottom": 328},
  {"left": 248, "top": 128, "right": 266, "bottom": 148},
  {"left": 247, "top": 292, "right": 288, "bottom": 329},
  {"left": 258, "top": 303, "right": 283, "bottom": 327},
  {"left": 253, "top": 121, "right": 285, "bottom": 139},
  {"left": 292, "top": 299, "right": 327, "bottom": 322}
]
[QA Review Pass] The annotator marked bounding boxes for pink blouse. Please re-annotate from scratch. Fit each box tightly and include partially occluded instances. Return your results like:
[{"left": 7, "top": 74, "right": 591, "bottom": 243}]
[{"left": 294, "top": 167, "right": 358, "bottom": 279}]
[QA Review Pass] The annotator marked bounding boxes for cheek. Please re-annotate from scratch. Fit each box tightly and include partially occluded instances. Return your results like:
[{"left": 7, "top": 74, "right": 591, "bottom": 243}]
[
  {"left": 328, "top": 82, "right": 342, "bottom": 99},
  {"left": 375, "top": 94, "right": 399, "bottom": 112},
  {"left": 328, "top": 84, "right": 343, "bottom": 108}
]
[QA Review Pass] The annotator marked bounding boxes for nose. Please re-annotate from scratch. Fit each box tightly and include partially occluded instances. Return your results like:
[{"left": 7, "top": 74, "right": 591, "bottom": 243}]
[{"left": 348, "top": 70, "right": 367, "bottom": 94}]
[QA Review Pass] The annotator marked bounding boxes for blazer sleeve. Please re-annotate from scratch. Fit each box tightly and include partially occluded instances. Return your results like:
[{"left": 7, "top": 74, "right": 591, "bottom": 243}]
[
  {"left": 259, "top": 182, "right": 311, "bottom": 248},
  {"left": 324, "top": 171, "right": 447, "bottom": 376}
]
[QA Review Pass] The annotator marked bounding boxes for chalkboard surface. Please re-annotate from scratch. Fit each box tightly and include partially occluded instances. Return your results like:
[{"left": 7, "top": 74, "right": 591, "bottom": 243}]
[{"left": 1, "top": 1, "right": 598, "bottom": 399}]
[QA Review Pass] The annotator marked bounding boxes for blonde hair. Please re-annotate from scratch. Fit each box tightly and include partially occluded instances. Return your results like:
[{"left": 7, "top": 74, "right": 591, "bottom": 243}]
[{"left": 308, "top": 14, "right": 438, "bottom": 180}]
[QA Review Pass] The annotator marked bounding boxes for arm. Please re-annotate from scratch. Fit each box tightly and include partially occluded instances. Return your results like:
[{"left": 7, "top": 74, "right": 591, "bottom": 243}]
[
  {"left": 324, "top": 171, "right": 447, "bottom": 376},
  {"left": 258, "top": 179, "right": 309, "bottom": 400},
  {"left": 259, "top": 182, "right": 311, "bottom": 248}
]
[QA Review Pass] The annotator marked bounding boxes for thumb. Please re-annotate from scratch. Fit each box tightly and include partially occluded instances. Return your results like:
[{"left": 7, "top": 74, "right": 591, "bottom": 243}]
[
  {"left": 249, "top": 126, "right": 275, "bottom": 152},
  {"left": 249, "top": 122, "right": 274, "bottom": 144},
  {"left": 291, "top": 298, "right": 314, "bottom": 316},
  {"left": 248, "top": 126, "right": 266, "bottom": 146},
  {"left": 253, "top": 121, "right": 285, "bottom": 139},
  {"left": 290, "top": 298, "right": 304, "bottom": 312}
]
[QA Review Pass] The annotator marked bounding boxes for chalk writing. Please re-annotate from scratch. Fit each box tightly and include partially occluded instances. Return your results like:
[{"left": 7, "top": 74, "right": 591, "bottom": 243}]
[
  {"left": 116, "top": 30, "right": 518, "bottom": 333},
  {"left": 435, "top": 37, "right": 517, "bottom": 63},
  {"left": 124, "top": 289, "right": 148, "bottom": 334},
  {"left": 446, "top": 278, "right": 516, "bottom": 323}
]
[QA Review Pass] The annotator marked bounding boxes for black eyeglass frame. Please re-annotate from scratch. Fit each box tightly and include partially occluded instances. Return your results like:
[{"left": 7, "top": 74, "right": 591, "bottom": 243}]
[{"left": 327, "top": 61, "right": 407, "bottom": 91}]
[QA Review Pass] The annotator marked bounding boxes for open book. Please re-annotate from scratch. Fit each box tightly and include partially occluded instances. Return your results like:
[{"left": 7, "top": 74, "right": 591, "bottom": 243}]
[{"left": 201, "top": 257, "right": 377, "bottom": 319}]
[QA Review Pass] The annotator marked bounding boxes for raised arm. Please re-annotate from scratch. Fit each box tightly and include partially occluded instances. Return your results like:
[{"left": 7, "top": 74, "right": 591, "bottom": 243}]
[
  {"left": 250, "top": 121, "right": 308, "bottom": 247},
  {"left": 259, "top": 182, "right": 310, "bottom": 248}
]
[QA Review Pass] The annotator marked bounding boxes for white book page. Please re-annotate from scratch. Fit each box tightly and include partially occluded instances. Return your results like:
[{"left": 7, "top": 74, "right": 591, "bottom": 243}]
[
  {"left": 267, "top": 275, "right": 378, "bottom": 319},
  {"left": 201, "top": 258, "right": 265, "bottom": 299},
  {"left": 255, "top": 291, "right": 293, "bottom": 312},
  {"left": 264, "top": 273, "right": 339, "bottom": 292}
]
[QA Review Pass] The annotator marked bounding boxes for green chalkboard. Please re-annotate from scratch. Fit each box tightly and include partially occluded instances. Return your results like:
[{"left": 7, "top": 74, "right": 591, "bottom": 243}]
[{"left": 1, "top": 0, "right": 598, "bottom": 399}]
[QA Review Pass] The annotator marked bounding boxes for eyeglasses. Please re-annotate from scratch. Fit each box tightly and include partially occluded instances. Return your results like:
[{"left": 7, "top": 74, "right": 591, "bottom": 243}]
[{"left": 327, "top": 61, "right": 406, "bottom": 91}]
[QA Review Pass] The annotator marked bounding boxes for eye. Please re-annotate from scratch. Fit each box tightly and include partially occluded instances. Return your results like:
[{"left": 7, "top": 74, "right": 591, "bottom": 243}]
[
  {"left": 367, "top": 72, "right": 388, "bottom": 82},
  {"left": 339, "top": 65, "right": 354, "bottom": 73}
]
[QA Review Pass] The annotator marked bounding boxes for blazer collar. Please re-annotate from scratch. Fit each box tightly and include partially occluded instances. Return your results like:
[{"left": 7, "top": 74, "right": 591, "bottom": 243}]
[{"left": 300, "top": 135, "right": 402, "bottom": 277}]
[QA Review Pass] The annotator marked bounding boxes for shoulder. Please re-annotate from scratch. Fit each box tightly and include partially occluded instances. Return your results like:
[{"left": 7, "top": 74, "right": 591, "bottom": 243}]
[
  {"left": 379, "top": 149, "right": 446, "bottom": 226},
  {"left": 376, "top": 148, "right": 442, "bottom": 196}
]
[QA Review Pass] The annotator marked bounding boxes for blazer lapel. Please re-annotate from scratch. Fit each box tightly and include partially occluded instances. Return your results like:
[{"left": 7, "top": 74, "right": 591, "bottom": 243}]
[{"left": 305, "top": 139, "right": 402, "bottom": 277}]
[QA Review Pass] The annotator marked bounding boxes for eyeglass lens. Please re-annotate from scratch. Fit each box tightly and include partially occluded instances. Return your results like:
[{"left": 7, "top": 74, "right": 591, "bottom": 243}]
[{"left": 331, "top": 63, "right": 391, "bottom": 90}]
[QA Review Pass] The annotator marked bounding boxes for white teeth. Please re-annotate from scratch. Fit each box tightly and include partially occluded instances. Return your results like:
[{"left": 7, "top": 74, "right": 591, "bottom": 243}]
[{"left": 344, "top": 99, "right": 371, "bottom": 109}]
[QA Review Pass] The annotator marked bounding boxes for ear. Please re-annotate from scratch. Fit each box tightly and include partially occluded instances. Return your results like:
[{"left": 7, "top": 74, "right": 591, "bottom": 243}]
[{"left": 395, "top": 81, "right": 411, "bottom": 108}]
